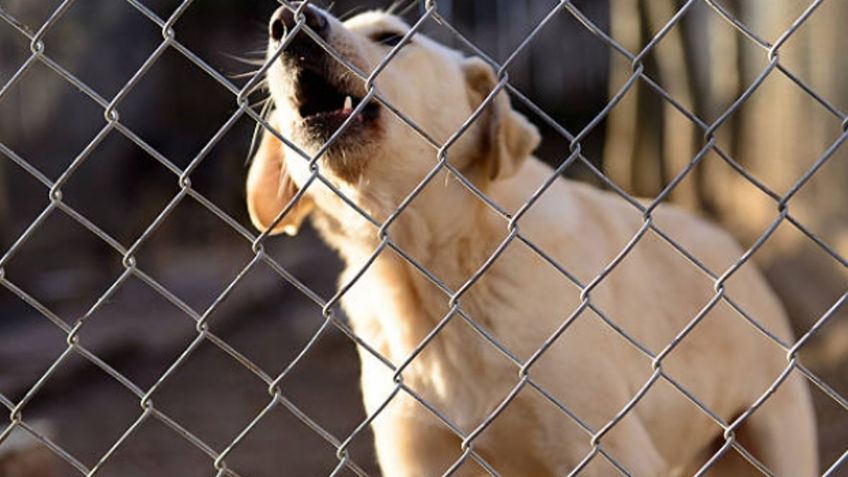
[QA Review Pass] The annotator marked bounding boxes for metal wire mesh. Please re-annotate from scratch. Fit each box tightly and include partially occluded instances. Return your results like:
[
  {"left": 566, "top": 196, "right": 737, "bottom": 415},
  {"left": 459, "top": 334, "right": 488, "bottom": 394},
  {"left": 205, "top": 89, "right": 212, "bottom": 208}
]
[{"left": 0, "top": 0, "right": 845, "bottom": 476}]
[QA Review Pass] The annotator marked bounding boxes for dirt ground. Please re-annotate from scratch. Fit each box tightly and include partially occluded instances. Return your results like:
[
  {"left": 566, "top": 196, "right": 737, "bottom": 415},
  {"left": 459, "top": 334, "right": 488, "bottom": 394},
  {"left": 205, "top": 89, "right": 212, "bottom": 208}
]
[{"left": 0, "top": 238, "right": 380, "bottom": 477}]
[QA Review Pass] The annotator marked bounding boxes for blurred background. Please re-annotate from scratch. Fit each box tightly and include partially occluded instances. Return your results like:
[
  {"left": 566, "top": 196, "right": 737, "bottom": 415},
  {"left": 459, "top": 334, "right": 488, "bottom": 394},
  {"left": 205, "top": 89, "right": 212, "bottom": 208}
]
[{"left": 0, "top": 0, "right": 845, "bottom": 476}]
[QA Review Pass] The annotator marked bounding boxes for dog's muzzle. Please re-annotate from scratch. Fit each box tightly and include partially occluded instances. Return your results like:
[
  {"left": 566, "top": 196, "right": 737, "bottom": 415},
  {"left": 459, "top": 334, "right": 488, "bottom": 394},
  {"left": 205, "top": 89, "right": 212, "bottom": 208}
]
[
  {"left": 269, "top": 3, "right": 330, "bottom": 55},
  {"left": 268, "top": 3, "right": 380, "bottom": 139}
]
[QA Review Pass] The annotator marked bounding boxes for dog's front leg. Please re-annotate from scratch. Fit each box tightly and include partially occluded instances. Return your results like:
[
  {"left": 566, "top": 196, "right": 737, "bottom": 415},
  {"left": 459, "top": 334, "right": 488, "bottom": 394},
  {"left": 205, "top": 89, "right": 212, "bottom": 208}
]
[{"left": 371, "top": 415, "right": 488, "bottom": 477}]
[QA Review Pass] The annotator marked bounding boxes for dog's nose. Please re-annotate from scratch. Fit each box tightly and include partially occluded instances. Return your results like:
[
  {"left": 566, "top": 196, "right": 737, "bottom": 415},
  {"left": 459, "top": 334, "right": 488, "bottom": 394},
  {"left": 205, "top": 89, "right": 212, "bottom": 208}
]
[{"left": 270, "top": 3, "right": 329, "bottom": 42}]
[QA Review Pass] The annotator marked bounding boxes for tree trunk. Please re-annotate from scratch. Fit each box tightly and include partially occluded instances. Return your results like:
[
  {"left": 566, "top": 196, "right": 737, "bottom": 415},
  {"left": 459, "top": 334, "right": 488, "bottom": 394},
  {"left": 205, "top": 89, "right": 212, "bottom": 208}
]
[
  {"left": 719, "top": 0, "right": 848, "bottom": 333},
  {"left": 604, "top": 0, "right": 847, "bottom": 370}
]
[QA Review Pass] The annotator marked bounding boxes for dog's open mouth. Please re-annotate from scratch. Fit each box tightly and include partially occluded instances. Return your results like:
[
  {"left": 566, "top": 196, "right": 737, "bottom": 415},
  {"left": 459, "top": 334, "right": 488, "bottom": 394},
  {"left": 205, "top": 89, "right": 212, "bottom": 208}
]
[{"left": 295, "top": 68, "right": 380, "bottom": 135}]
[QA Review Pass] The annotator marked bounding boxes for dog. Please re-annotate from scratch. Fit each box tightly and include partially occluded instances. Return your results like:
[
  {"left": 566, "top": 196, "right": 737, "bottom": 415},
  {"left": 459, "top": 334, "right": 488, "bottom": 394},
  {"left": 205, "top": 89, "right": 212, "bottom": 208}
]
[{"left": 246, "top": 4, "right": 818, "bottom": 476}]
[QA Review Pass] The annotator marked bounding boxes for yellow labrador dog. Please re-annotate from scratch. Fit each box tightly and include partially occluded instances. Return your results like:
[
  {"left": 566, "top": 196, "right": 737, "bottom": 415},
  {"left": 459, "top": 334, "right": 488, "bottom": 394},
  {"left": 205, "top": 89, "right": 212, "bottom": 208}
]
[{"left": 247, "top": 4, "right": 818, "bottom": 476}]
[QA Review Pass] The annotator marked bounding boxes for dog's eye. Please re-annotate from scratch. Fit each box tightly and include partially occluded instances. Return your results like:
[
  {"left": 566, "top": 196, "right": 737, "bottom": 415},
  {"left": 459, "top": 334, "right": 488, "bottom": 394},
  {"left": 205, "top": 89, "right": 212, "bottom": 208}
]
[{"left": 371, "top": 31, "right": 406, "bottom": 47}]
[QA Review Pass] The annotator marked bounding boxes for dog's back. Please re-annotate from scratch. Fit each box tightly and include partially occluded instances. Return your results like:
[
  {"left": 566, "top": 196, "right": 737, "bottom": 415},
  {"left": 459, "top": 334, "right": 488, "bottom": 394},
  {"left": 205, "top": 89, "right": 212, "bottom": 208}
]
[{"left": 486, "top": 158, "right": 819, "bottom": 475}]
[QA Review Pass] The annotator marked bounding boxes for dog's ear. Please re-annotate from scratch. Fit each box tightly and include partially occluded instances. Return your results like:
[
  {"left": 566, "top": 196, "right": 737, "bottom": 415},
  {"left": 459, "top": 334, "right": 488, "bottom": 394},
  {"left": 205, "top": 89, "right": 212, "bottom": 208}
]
[
  {"left": 246, "top": 113, "right": 314, "bottom": 236},
  {"left": 462, "top": 57, "right": 540, "bottom": 181}
]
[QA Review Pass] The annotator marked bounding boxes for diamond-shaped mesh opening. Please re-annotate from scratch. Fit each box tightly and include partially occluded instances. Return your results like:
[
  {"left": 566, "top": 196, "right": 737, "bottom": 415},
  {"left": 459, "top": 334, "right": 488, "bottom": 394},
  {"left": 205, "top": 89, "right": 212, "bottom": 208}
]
[
  {"left": 528, "top": 304, "right": 654, "bottom": 431},
  {"left": 2, "top": 209, "right": 125, "bottom": 323},
  {"left": 725, "top": 219, "right": 847, "bottom": 334},
  {"left": 0, "top": 21, "right": 31, "bottom": 84},
  {"left": 710, "top": 0, "right": 818, "bottom": 46},
  {"left": 40, "top": 0, "right": 163, "bottom": 99},
  {"left": 809, "top": 362, "right": 848, "bottom": 472},
  {"left": 131, "top": 196, "right": 257, "bottom": 312},
  {"left": 17, "top": 350, "right": 143, "bottom": 470},
  {"left": 471, "top": 239, "right": 585, "bottom": 361},
  {"left": 193, "top": 261, "right": 326, "bottom": 374},
  {"left": 361, "top": 386, "right": 496, "bottom": 475},
  {"left": 0, "top": 291, "right": 67, "bottom": 402},
  {"left": 0, "top": 1, "right": 59, "bottom": 30},
  {"left": 0, "top": 157, "right": 52, "bottom": 247},
  {"left": 267, "top": 326, "right": 369, "bottom": 434},
  {"left": 181, "top": 113, "right": 268, "bottom": 226},
  {"left": 599, "top": 376, "right": 726, "bottom": 475},
  {"left": 781, "top": 138, "right": 848, "bottom": 253},
  {"left": 664, "top": 297, "right": 791, "bottom": 397},
  {"left": 382, "top": 176, "right": 514, "bottom": 284},
  {"left": 587, "top": 227, "right": 718, "bottom": 352},
  {"left": 150, "top": 337, "right": 273, "bottom": 452},
  {"left": 0, "top": 60, "right": 105, "bottom": 181},
  {"left": 73, "top": 273, "right": 201, "bottom": 390},
  {"left": 713, "top": 70, "right": 845, "bottom": 190},
  {"left": 690, "top": 364, "right": 825, "bottom": 476},
  {"left": 467, "top": 381, "right": 598, "bottom": 475},
  {"left": 127, "top": 0, "right": 186, "bottom": 22},
  {"left": 597, "top": 59, "right": 693, "bottom": 196},
  {"left": 172, "top": 2, "right": 282, "bottom": 86},
  {"left": 259, "top": 224, "right": 343, "bottom": 297},
  {"left": 794, "top": 293, "right": 847, "bottom": 388},
  {"left": 61, "top": 131, "right": 181, "bottom": 246},
  {"left": 115, "top": 46, "right": 241, "bottom": 170},
  {"left": 89, "top": 414, "right": 215, "bottom": 477},
  {"left": 223, "top": 402, "right": 372, "bottom": 477},
  {"left": 0, "top": 422, "right": 78, "bottom": 477},
  {"left": 770, "top": 5, "right": 848, "bottom": 115}
]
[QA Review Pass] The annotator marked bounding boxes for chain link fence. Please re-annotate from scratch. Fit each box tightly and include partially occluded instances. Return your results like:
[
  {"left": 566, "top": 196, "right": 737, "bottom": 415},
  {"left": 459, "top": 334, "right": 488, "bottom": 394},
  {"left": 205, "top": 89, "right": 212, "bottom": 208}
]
[{"left": 0, "top": 0, "right": 845, "bottom": 476}]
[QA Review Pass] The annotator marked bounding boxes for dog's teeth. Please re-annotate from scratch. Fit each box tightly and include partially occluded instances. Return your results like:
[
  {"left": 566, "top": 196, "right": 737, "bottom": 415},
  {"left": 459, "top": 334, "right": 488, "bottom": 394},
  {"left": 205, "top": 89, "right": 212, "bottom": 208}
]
[{"left": 344, "top": 96, "right": 353, "bottom": 111}]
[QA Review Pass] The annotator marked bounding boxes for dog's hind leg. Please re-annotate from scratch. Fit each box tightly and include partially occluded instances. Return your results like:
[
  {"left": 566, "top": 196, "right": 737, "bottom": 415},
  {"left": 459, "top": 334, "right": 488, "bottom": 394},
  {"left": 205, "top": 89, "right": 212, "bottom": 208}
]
[{"left": 702, "top": 374, "right": 819, "bottom": 477}]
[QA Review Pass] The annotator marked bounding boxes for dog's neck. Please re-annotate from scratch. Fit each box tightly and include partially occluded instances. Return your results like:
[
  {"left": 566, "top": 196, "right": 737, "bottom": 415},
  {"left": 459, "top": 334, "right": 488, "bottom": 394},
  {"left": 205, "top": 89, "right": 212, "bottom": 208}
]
[{"left": 313, "top": 180, "right": 500, "bottom": 361}]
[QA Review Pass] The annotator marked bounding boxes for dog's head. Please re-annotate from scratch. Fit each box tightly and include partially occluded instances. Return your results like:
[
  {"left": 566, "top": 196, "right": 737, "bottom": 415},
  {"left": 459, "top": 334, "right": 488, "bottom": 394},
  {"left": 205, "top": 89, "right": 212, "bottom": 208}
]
[{"left": 247, "top": 3, "right": 540, "bottom": 238}]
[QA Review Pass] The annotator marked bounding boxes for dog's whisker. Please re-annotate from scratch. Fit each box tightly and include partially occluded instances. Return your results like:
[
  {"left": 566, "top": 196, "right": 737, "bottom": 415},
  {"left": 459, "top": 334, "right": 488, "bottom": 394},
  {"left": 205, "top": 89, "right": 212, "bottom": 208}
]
[
  {"left": 250, "top": 96, "right": 272, "bottom": 110},
  {"left": 386, "top": 0, "right": 398, "bottom": 14},
  {"left": 395, "top": 0, "right": 420, "bottom": 18},
  {"left": 386, "top": 0, "right": 406, "bottom": 14},
  {"left": 339, "top": 4, "right": 368, "bottom": 21},
  {"left": 228, "top": 70, "right": 257, "bottom": 79},
  {"left": 229, "top": 69, "right": 265, "bottom": 80},
  {"left": 223, "top": 52, "right": 267, "bottom": 67},
  {"left": 277, "top": 155, "right": 289, "bottom": 196},
  {"left": 245, "top": 98, "right": 275, "bottom": 167},
  {"left": 243, "top": 48, "right": 269, "bottom": 56}
]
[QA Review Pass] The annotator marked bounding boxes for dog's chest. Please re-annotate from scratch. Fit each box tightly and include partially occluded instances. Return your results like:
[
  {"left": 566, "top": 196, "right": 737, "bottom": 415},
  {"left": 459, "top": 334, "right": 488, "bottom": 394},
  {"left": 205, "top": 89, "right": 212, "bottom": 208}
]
[{"left": 350, "top": 316, "right": 519, "bottom": 432}]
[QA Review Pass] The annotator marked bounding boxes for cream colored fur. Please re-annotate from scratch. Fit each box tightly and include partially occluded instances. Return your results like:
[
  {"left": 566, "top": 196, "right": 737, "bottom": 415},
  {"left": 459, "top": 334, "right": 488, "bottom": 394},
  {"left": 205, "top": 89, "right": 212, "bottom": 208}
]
[{"left": 247, "top": 8, "right": 818, "bottom": 476}]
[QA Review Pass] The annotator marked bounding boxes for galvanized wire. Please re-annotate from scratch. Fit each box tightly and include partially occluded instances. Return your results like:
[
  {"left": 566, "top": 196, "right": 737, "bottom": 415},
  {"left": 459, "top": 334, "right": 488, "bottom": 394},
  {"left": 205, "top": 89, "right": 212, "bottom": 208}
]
[{"left": 0, "top": 0, "right": 845, "bottom": 476}]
